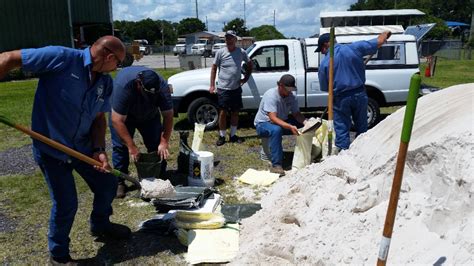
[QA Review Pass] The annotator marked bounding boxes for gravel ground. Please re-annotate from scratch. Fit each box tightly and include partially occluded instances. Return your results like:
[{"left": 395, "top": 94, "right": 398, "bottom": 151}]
[{"left": 0, "top": 144, "right": 37, "bottom": 176}]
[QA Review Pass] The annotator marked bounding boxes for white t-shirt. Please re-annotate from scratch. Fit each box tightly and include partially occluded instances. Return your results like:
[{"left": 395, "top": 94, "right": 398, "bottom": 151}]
[
  {"left": 254, "top": 88, "right": 299, "bottom": 126},
  {"left": 213, "top": 47, "right": 249, "bottom": 90}
]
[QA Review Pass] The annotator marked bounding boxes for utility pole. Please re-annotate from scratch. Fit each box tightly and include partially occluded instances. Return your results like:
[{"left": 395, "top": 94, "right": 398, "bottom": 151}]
[
  {"left": 206, "top": 16, "right": 208, "bottom": 31},
  {"left": 244, "top": 0, "right": 246, "bottom": 28},
  {"left": 195, "top": 0, "right": 199, "bottom": 19},
  {"left": 161, "top": 20, "right": 166, "bottom": 69},
  {"left": 273, "top": 10, "right": 276, "bottom": 27}
]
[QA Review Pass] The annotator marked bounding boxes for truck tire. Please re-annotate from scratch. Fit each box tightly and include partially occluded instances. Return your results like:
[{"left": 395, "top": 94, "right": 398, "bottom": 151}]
[
  {"left": 367, "top": 97, "right": 381, "bottom": 129},
  {"left": 121, "top": 52, "right": 134, "bottom": 67},
  {"left": 187, "top": 97, "right": 219, "bottom": 130}
]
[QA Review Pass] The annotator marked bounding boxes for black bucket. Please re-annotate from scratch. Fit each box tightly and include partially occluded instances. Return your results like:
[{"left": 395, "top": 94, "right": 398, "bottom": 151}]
[{"left": 134, "top": 152, "right": 162, "bottom": 180}]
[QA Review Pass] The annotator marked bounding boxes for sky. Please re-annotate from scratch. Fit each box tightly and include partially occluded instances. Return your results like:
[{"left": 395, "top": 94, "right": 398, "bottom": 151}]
[{"left": 113, "top": 0, "right": 355, "bottom": 38}]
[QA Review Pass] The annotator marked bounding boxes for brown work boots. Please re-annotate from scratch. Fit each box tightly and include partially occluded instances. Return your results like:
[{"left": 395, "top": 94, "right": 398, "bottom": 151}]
[{"left": 270, "top": 165, "right": 285, "bottom": 176}]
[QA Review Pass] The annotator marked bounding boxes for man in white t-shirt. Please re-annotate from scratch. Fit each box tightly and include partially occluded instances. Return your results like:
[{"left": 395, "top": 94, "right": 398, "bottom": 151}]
[
  {"left": 210, "top": 30, "right": 253, "bottom": 146},
  {"left": 254, "top": 74, "right": 307, "bottom": 176}
]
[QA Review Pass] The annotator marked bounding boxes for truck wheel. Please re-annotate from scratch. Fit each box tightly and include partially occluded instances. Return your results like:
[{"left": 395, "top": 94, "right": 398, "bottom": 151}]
[
  {"left": 121, "top": 52, "right": 134, "bottom": 67},
  {"left": 187, "top": 97, "right": 219, "bottom": 130},
  {"left": 367, "top": 97, "right": 381, "bottom": 128}
]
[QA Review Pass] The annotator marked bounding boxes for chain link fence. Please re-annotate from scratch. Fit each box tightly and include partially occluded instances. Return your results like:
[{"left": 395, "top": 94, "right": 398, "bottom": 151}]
[{"left": 420, "top": 40, "right": 472, "bottom": 60}]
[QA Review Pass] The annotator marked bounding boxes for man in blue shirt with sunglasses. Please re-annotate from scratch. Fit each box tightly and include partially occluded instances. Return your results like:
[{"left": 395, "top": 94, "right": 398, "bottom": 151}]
[{"left": 0, "top": 35, "right": 131, "bottom": 264}]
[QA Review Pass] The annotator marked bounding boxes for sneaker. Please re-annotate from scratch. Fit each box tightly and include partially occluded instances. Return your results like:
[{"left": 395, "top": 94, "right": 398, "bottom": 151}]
[
  {"left": 116, "top": 183, "right": 127, "bottom": 199},
  {"left": 229, "top": 135, "right": 244, "bottom": 143},
  {"left": 216, "top": 136, "right": 226, "bottom": 146},
  {"left": 90, "top": 222, "right": 131, "bottom": 240},
  {"left": 270, "top": 165, "right": 285, "bottom": 176},
  {"left": 49, "top": 255, "right": 77, "bottom": 265}
]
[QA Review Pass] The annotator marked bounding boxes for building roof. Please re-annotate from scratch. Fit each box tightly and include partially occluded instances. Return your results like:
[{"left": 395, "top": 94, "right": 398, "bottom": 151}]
[{"left": 320, "top": 9, "right": 425, "bottom": 18}]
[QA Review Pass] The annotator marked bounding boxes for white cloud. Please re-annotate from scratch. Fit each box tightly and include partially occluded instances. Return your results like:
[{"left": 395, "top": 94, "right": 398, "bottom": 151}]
[{"left": 112, "top": 0, "right": 354, "bottom": 37}]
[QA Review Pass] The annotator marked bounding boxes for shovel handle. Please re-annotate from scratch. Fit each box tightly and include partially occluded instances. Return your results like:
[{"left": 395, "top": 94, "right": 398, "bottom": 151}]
[{"left": 0, "top": 115, "right": 141, "bottom": 188}]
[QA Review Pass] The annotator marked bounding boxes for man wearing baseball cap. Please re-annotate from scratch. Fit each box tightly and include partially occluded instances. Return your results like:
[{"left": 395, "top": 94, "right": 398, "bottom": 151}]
[
  {"left": 210, "top": 30, "right": 253, "bottom": 146},
  {"left": 254, "top": 74, "right": 307, "bottom": 176},
  {"left": 317, "top": 31, "right": 391, "bottom": 151},
  {"left": 110, "top": 66, "right": 174, "bottom": 198}
]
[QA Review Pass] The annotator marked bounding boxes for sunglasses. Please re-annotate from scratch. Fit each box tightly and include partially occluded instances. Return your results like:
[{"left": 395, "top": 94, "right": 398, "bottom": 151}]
[{"left": 102, "top": 46, "right": 122, "bottom": 67}]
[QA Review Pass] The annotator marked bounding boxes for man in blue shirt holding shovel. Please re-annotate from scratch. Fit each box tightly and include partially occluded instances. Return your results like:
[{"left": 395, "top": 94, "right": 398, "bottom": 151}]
[{"left": 0, "top": 36, "right": 131, "bottom": 264}]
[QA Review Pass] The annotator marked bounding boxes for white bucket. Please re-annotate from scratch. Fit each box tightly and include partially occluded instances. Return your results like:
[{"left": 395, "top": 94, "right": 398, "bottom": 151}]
[{"left": 188, "top": 151, "right": 214, "bottom": 187}]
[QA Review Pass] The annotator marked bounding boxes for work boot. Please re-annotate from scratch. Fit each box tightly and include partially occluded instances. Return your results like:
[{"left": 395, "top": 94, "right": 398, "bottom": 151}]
[
  {"left": 116, "top": 183, "right": 127, "bottom": 199},
  {"left": 49, "top": 255, "right": 77, "bottom": 265},
  {"left": 216, "top": 136, "right": 226, "bottom": 146},
  {"left": 270, "top": 165, "right": 285, "bottom": 176},
  {"left": 229, "top": 135, "right": 244, "bottom": 143},
  {"left": 90, "top": 222, "right": 131, "bottom": 240}
]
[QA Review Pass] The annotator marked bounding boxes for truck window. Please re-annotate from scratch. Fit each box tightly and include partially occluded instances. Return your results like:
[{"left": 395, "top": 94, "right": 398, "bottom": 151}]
[
  {"left": 305, "top": 45, "right": 319, "bottom": 69},
  {"left": 251, "top": 45, "right": 289, "bottom": 72},
  {"left": 366, "top": 43, "right": 406, "bottom": 66}
]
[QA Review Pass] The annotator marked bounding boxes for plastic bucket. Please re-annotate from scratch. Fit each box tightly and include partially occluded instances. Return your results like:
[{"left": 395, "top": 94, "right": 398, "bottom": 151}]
[{"left": 188, "top": 151, "right": 214, "bottom": 187}]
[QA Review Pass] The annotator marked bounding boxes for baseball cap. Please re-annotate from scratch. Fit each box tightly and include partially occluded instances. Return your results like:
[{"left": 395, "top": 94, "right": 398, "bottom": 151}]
[
  {"left": 137, "top": 70, "right": 162, "bottom": 94},
  {"left": 225, "top": 30, "right": 238, "bottom": 38},
  {"left": 278, "top": 74, "right": 297, "bottom": 91},
  {"left": 315, "top": 33, "right": 330, "bottom": 52}
]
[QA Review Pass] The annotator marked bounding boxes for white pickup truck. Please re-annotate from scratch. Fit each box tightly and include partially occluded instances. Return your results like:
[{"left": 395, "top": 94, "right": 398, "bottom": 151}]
[{"left": 169, "top": 34, "right": 421, "bottom": 129}]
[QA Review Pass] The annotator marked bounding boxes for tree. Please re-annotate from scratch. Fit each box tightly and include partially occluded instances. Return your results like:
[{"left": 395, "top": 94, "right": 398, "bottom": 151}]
[
  {"left": 223, "top": 18, "right": 249, "bottom": 36},
  {"left": 177, "top": 18, "right": 206, "bottom": 35},
  {"left": 249, "top": 25, "right": 285, "bottom": 41},
  {"left": 133, "top": 18, "right": 160, "bottom": 44}
]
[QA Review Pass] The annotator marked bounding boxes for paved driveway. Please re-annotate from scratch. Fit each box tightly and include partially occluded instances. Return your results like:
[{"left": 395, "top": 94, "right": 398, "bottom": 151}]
[{"left": 132, "top": 54, "right": 214, "bottom": 69}]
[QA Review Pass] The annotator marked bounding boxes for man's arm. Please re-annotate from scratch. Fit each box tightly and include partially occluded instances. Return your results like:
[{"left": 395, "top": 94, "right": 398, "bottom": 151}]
[
  {"left": 90, "top": 112, "right": 111, "bottom": 170},
  {"left": 0, "top": 51, "right": 22, "bottom": 79},
  {"left": 209, "top": 64, "right": 217, "bottom": 94},
  {"left": 157, "top": 109, "right": 173, "bottom": 160},
  {"left": 268, "top": 112, "right": 300, "bottom": 135},
  {"left": 241, "top": 60, "right": 253, "bottom": 85},
  {"left": 111, "top": 110, "right": 139, "bottom": 161},
  {"left": 377, "top": 31, "right": 392, "bottom": 48}
]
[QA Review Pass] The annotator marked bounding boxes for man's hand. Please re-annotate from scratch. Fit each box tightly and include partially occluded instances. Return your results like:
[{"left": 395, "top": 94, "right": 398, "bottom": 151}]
[
  {"left": 209, "top": 84, "right": 216, "bottom": 94},
  {"left": 289, "top": 125, "right": 300, "bottom": 136},
  {"left": 240, "top": 77, "right": 248, "bottom": 85},
  {"left": 157, "top": 141, "right": 170, "bottom": 160},
  {"left": 93, "top": 152, "right": 111, "bottom": 172},
  {"left": 128, "top": 144, "right": 140, "bottom": 162}
]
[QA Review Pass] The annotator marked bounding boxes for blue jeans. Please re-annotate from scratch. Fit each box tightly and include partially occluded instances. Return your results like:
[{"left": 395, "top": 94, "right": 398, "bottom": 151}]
[
  {"left": 255, "top": 118, "right": 302, "bottom": 167},
  {"left": 110, "top": 115, "right": 162, "bottom": 180},
  {"left": 33, "top": 148, "right": 117, "bottom": 258},
  {"left": 333, "top": 90, "right": 368, "bottom": 150}
]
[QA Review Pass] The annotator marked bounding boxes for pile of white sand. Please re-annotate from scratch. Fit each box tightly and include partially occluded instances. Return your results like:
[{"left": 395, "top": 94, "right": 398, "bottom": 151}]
[{"left": 235, "top": 84, "right": 474, "bottom": 264}]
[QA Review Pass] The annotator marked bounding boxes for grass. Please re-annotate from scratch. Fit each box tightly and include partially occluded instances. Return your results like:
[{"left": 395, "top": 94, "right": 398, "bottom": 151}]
[
  {"left": 420, "top": 58, "right": 474, "bottom": 88},
  {"left": 0, "top": 59, "right": 473, "bottom": 263}
]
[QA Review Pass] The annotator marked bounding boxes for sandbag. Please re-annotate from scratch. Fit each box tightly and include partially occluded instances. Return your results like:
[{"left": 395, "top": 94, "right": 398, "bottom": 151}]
[
  {"left": 291, "top": 131, "right": 315, "bottom": 170},
  {"left": 313, "top": 119, "right": 337, "bottom": 159},
  {"left": 191, "top": 123, "right": 206, "bottom": 152}
]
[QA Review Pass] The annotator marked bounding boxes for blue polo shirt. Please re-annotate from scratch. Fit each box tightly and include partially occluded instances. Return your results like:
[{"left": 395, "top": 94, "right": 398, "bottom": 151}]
[
  {"left": 319, "top": 39, "right": 378, "bottom": 95},
  {"left": 21, "top": 46, "right": 113, "bottom": 161},
  {"left": 112, "top": 66, "right": 172, "bottom": 123}
]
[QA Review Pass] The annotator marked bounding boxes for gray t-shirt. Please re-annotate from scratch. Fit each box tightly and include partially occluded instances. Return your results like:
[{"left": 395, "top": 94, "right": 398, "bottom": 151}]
[
  {"left": 213, "top": 47, "right": 249, "bottom": 90},
  {"left": 254, "top": 88, "right": 299, "bottom": 126}
]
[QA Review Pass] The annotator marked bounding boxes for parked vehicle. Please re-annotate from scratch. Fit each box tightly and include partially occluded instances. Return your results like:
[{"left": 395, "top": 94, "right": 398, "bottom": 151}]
[
  {"left": 211, "top": 40, "right": 226, "bottom": 57},
  {"left": 173, "top": 38, "right": 186, "bottom": 56},
  {"left": 169, "top": 34, "right": 423, "bottom": 130},
  {"left": 191, "top": 38, "right": 215, "bottom": 57},
  {"left": 134, "top": 39, "right": 151, "bottom": 55}
]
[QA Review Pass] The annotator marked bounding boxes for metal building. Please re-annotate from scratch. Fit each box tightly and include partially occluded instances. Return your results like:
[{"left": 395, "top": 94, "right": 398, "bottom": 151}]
[{"left": 0, "top": 0, "right": 112, "bottom": 52}]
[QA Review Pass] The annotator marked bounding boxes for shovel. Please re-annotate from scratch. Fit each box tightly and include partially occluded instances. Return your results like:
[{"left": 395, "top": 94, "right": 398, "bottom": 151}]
[{"left": 0, "top": 115, "right": 141, "bottom": 188}]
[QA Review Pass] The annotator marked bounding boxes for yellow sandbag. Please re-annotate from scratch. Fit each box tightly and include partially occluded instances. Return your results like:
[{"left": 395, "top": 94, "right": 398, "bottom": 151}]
[
  {"left": 175, "top": 210, "right": 222, "bottom": 221},
  {"left": 191, "top": 123, "right": 205, "bottom": 152},
  {"left": 175, "top": 214, "right": 225, "bottom": 229}
]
